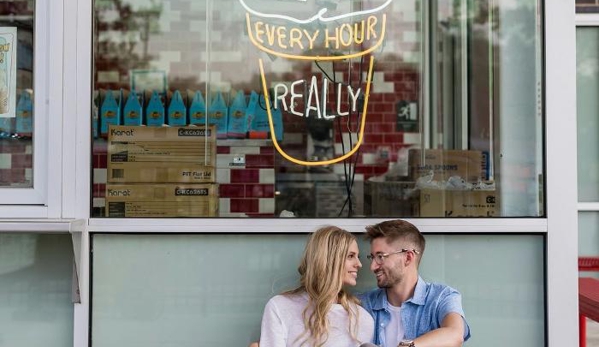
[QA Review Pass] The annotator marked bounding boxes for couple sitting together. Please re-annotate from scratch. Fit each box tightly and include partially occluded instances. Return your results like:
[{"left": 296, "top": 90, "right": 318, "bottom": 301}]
[{"left": 254, "top": 219, "right": 471, "bottom": 347}]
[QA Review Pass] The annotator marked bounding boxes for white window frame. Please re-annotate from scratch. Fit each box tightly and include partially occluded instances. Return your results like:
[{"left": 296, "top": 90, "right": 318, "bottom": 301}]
[
  {"left": 576, "top": 13, "right": 599, "bottom": 27},
  {"left": 0, "top": 0, "right": 64, "bottom": 218},
  {"left": 69, "top": 0, "right": 579, "bottom": 346},
  {"left": 545, "top": 1, "right": 579, "bottom": 345}
]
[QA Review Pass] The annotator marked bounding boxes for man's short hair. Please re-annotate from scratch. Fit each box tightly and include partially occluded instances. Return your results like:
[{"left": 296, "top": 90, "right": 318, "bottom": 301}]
[{"left": 365, "top": 219, "right": 426, "bottom": 257}]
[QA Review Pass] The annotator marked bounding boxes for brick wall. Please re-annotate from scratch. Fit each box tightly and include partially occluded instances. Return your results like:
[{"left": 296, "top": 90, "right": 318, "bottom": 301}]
[{"left": 0, "top": 138, "right": 32, "bottom": 187}]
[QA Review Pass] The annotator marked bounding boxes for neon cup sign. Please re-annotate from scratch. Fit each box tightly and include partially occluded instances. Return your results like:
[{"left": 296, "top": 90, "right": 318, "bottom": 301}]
[{"left": 240, "top": 0, "right": 391, "bottom": 166}]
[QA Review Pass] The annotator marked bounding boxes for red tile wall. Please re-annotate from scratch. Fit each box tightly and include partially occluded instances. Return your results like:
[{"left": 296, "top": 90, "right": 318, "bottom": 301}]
[{"left": 0, "top": 139, "right": 32, "bottom": 186}]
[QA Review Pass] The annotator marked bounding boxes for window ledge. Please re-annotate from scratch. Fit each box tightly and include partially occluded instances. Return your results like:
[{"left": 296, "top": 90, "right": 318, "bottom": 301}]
[{"left": 88, "top": 217, "right": 548, "bottom": 233}]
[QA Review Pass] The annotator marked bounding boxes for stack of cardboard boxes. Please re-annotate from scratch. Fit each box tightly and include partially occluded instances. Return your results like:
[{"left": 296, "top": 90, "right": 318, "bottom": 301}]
[
  {"left": 409, "top": 149, "right": 498, "bottom": 217},
  {"left": 105, "top": 125, "right": 219, "bottom": 217},
  {"left": 363, "top": 149, "right": 495, "bottom": 217}
]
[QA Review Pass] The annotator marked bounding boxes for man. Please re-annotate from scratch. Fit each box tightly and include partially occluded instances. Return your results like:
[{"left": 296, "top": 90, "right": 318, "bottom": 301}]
[{"left": 359, "top": 220, "right": 471, "bottom": 347}]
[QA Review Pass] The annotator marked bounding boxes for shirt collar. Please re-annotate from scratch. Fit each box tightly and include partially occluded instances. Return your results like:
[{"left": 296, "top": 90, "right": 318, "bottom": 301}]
[
  {"left": 371, "top": 288, "right": 388, "bottom": 311},
  {"left": 405, "top": 276, "right": 427, "bottom": 306}
]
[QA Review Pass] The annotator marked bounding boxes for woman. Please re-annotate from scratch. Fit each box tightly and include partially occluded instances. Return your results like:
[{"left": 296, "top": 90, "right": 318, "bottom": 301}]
[{"left": 259, "top": 226, "right": 374, "bottom": 347}]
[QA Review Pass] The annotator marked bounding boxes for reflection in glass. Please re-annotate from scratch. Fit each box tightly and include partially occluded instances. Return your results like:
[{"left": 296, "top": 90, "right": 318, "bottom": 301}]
[
  {"left": 576, "top": 0, "right": 599, "bottom": 13},
  {"left": 0, "top": 0, "right": 34, "bottom": 188},
  {"left": 576, "top": 27, "right": 599, "bottom": 202},
  {"left": 91, "top": 0, "right": 544, "bottom": 218},
  {"left": 579, "top": 212, "right": 599, "bottom": 258}
]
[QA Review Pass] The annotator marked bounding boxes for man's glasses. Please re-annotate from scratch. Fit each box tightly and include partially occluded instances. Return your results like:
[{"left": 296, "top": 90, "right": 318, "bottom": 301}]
[{"left": 366, "top": 249, "right": 420, "bottom": 265}]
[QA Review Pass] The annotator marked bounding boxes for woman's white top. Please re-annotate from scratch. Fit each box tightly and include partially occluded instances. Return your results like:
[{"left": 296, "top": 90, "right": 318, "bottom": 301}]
[{"left": 260, "top": 293, "right": 375, "bottom": 347}]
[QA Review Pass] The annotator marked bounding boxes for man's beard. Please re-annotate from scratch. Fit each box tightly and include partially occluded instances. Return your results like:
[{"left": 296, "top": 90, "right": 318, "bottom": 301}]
[{"left": 375, "top": 269, "right": 402, "bottom": 288}]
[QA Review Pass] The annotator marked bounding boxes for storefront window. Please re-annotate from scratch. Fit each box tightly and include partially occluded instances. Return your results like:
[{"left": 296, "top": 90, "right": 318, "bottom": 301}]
[
  {"left": 0, "top": 1, "right": 34, "bottom": 188},
  {"left": 91, "top": 233, "right": 545, "bottom": 346},
  {"left": 0, "top": 234, "right": 74, "bottom": 347},
  {"left": 91, "top": 0, "right": 544, "bottom": 218},
  {"left": 577, "top": 27, "right": 599, "bottom": 203},
  {"left": 579, "top": 212, "right": 599, "bottom": 264},
  {"left": 576, "top": 28, "right": 599, "bottom": 279},
  {"left": 577, "top": 0, "right": 599, "bottom": 13}
]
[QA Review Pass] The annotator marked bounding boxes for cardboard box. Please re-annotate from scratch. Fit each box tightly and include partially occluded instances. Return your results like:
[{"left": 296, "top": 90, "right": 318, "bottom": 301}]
[
  {"left": 105, "top": 183, "right": 219, "bottom": 217},
  {"left": 107, "top": 162, "right": 215, "bottom": 183},
  {"left": 408, "top": 149, "right": 486, "bottom": 183},
  {"left": 108, "top": 141, "right": 213, "bottom": 163},
  {"left": 416, "top": 189, "right": 499, "bottom": 217},
  {"left": 364, "top": 180, "right": 415, "bottom": 217},
  {"left": 108, "top": 124, "right": 216, "bottom": 142},
  {"left": 107, "top": 125, "right": 216, "bottom": 165}
]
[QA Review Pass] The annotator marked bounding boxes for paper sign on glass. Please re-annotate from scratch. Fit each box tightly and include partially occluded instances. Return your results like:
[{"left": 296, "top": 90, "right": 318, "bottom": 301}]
[{"left": 0, "top": 27, "right": 17, "bottom": 118}]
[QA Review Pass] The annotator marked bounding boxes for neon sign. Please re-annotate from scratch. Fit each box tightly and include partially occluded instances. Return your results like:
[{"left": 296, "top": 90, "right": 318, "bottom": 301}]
[
  {"left": 272, "top": 77, "right": 362, "bottom": 119},
  {"left": 239, "top": 0, "right": 392, "bottom": 24},
  {"left": 242, "top": 0, "right": 390, "bottom": 166}
]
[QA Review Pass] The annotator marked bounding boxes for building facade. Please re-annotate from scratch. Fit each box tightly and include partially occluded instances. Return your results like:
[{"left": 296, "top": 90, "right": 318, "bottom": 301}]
[{"left": 0, "top": 0, "right": 582, "bottom": 346}]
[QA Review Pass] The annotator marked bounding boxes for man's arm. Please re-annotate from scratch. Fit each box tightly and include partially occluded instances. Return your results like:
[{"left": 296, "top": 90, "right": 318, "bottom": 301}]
[{"left": 411, "top": 313, "right": 465, "bottom": 347}]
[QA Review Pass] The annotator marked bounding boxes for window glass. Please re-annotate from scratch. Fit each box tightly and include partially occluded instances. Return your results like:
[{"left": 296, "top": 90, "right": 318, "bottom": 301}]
[
  {"left": 91, "top": 233, "right": 545, "bottom": 346},
  {"left": 576, "top": 27, "right": 599, "bottom": 202},
  {"left": 576, "top": 28, "right": 599, "bottom": 280},
  {"left": 0, "top": 234, "right": 74, "bottom": 346},
  {"left": 579, "top": 212, "right": 599, "bottom": 257},
  {"left": 0, "top": 1, "right": 34, "bottom": 188},
  {"left": 92, "top": 0, "right": 544, "bottom": 218},
  {"left": 577, "top": 0, "right": 599, "bottom": 13}
]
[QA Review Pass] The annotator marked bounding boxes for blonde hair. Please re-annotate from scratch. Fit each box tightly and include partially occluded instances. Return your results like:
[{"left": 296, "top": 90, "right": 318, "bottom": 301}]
[{"left": 284, "top": 226, "right": 361, "bottom": 347}]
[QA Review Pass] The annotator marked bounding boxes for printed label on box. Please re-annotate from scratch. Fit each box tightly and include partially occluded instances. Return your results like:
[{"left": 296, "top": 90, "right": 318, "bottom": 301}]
[{"left": 108, "top": 162, "right": 215, "bottom": 183}]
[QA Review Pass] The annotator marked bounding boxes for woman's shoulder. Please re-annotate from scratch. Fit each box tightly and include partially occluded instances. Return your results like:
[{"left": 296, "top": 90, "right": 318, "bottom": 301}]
[
  {"left": 356, "top": 303, "right": 374, "bottom": 319},
  {"left": 330, "top": 299, "right": 374, "bottom": 320},
  {"left": 350, "top": 301, "right": 375, "bottom": 325}
]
